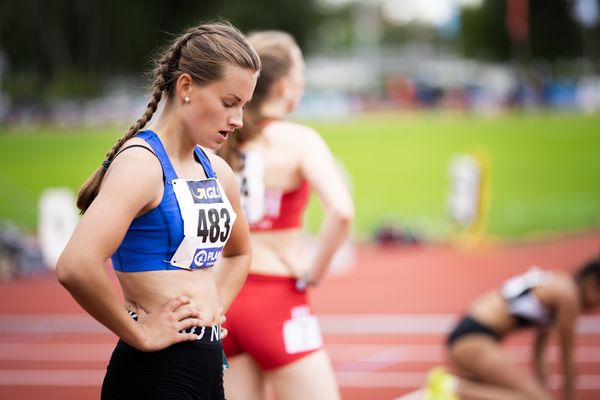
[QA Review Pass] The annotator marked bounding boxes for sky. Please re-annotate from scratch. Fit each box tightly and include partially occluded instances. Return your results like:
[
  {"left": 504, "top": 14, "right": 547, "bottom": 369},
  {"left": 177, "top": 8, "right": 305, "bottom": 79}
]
[{"left": 319, "top": 0, "right": 484, "bottom": 26}]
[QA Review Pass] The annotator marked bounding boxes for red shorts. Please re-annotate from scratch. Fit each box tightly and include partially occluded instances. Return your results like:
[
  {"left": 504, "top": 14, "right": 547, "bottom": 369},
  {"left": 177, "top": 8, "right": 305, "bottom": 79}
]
[{"left": 222, "top": 273, "right": 323, "bottom": 370}]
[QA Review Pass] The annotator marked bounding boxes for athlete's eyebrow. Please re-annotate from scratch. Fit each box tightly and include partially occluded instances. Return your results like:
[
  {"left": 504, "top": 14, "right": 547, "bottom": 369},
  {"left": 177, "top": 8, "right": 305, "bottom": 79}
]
[
  {"left": 227, "top": 93, "right": 253, "bottom": 107},
  {"left": 226, "top": 94, "right": 242, "bottom": 102}
]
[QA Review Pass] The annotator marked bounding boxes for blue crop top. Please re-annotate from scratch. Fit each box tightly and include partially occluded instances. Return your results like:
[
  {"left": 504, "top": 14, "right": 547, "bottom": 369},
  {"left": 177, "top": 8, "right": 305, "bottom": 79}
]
[{"left": 111, "top": 130, "right": 222, "bottom": 272}]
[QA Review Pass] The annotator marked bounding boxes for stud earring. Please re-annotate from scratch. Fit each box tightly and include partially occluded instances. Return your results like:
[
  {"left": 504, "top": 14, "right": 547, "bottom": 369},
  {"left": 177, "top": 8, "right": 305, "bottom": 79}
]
[{"left": 184, "top": 96, "right": 190, "bottom": 103}]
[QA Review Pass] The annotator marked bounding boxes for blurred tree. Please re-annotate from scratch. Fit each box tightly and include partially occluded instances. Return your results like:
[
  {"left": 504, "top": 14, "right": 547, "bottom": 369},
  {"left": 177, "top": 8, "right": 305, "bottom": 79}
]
[
  {"left": 0, "top": 0, "right": 323, "bottom": 102},
  {"left": 529, "top": 0, "right": 583, "bottom": 60},
  {"left": 2, "top": 0, "right": 598, "bottom": 103},
  {"left": 461, "top": 0, "right": 589, "bottom": 62}
]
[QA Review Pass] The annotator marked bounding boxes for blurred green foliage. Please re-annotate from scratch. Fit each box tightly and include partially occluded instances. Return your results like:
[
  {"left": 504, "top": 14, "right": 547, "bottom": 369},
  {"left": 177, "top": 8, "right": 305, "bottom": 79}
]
[
  {"left": 0, "top": 0, "right": 324, "bottom": 102},
  {"left": 1, "top": 0, "right": 598, "bottom": 103}
]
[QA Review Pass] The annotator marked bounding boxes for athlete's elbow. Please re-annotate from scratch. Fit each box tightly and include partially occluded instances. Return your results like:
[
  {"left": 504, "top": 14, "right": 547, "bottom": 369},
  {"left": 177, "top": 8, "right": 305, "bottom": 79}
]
[
  {"left": 241, "top": 249, "right": 252, "bottom": 274},
  {"left": 231, "top": 246, "right": 252, "bottom": 274},
  {"left": 332, "top": 205, "right": 354, "bottom": 232},
  {"left": 55, "top": 253, "right": 84, "bottom": 289},
  {"left": 56, "top": 260, "right": 75, "bottom": 288}
]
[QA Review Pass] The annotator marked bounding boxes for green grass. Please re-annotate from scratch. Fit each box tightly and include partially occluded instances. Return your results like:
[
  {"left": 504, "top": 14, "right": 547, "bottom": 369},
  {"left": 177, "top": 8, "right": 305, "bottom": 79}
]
[
  {"left": 304, "top": 112, "right": 600, "bottom": 239},
  {"left": 0, "top": 125, "right": 123, "bottom": 230},
  {"left": 1, "top": 113, "right": 599, "bottom": 240}
]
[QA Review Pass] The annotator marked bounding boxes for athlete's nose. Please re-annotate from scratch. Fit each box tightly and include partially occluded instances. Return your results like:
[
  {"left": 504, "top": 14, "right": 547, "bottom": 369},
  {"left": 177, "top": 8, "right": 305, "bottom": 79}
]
[{"left": 229, "top": 108, "right": 243, "bottom": 129}]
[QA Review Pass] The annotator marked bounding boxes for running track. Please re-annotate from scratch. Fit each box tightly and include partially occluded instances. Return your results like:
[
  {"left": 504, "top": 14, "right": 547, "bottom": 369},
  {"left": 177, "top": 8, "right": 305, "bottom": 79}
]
[{"left": 0, "top": 231, "right": 598, "bottom": 399}]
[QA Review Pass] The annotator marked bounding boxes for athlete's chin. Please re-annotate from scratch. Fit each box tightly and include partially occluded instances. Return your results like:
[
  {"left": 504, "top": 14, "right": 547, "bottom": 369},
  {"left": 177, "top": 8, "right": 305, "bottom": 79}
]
[
  {"left": 211, "top": 142, "right": 224, "bottom": 152},
  {"left": 213, "top": 137, "right": 228, "bottom": 150},
  {"left": 215, "top": 132, "right": 228, "bottom": 146},
  {"left": 200, "top": 137, "right": 226, "bottom": 152}
]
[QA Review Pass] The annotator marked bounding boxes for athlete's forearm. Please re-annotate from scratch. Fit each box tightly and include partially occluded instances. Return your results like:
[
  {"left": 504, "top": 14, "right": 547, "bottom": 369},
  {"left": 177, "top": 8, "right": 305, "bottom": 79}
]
[
  {"left": 561, "top": 352, "right": 577, "bottom": 400},
  {"left": 307, "top": 210, "right": 353, "bottom": 285},
  {"left": 532, "top": 331, "right": 549, "bottom": 386},
  {"left": 215, "top": 253, "right": 251, "bottom": 313},
  {"left": 533, "top": 361, "right": 548, "bottom": 387},
  {"left": 560, "top": 324, "right": 577, "bottom": 400},
  {"left": 57, "top": 257, "right": 143, "bottom": 347},
  {"left": 562, "top": 373, "right": 576, "bottom": 400}
]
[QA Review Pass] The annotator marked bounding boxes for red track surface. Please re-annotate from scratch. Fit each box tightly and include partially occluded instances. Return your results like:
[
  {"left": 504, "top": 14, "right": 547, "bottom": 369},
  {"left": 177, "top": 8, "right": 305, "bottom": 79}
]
[{"left": 1, "top": 231, "right": 599, "bottom": 399}]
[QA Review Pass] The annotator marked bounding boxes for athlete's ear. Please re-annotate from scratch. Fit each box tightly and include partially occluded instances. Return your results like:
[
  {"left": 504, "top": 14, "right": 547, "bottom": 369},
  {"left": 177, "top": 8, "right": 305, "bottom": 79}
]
[
  {"left": 587, "top": 275, "right": 600, "bottom": 308},
  {"left": 176, "top": 73, "right": 193, "bottom": 103},
  {"left": 273, "top": 75, "right": 290, "bottom": 99}
]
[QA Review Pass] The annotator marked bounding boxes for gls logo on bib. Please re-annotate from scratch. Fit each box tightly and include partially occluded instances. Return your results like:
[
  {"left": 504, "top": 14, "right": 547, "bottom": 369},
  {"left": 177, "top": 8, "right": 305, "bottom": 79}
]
[{"left": 187, "top": 180, "right": 223, "bottom": 204}]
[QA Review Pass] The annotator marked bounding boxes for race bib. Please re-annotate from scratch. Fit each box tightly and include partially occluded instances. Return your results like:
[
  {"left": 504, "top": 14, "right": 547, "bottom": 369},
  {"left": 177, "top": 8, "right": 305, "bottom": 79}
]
[
  {"left": 282, "top": 306, "right": 323, "bottom": 354},
  {"left": 238, "top": 150, "right": 266, "bottom": 224},
  {"left": 170, "top": 178, "right": 236, "bottom": 270}
]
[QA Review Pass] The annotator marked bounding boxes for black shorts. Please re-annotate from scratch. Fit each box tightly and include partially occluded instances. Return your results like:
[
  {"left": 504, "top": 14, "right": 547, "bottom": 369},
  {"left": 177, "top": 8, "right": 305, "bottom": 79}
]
[
  {"left": 101, "top": 339, "right": 225, "bottom": 400},
  {"left": 446, "top": 315, "right": 501, "bottom": 347}
]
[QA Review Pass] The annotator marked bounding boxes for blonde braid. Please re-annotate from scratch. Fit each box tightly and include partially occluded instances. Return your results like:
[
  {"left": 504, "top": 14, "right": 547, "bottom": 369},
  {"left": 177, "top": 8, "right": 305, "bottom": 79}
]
[
  {"left": 76, "top": 21, "right": 260, "bottom": 213},
  {"left": 76, "top": 30, "right": 198, "bottom": 212}
]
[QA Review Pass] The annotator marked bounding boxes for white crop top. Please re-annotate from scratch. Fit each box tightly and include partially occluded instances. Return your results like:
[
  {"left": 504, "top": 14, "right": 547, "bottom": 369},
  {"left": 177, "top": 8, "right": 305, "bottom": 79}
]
[{"left": 500, "top": 267, "right": 554, "bottom": 327}]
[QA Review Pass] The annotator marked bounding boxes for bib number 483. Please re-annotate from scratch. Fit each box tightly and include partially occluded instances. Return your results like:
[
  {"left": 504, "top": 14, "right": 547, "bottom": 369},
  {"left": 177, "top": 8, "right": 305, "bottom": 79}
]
[{"left": 197, "top": 208, "right": 231, "bottom": 243}]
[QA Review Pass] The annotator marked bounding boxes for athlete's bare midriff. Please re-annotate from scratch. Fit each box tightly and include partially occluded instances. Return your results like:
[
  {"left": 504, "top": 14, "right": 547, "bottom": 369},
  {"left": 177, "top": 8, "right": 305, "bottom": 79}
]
[
  {"left": 468, "top": 291, "right": 516, "bottom": 336},
  {"left": 248, "top": 228, "right": 305, "bottom": 277},
  {"left": 117, "top": 269, "right": 221, "bottom": 325},
  {"left": 469, "top": 284, "right": 556, "bottom": 336}
]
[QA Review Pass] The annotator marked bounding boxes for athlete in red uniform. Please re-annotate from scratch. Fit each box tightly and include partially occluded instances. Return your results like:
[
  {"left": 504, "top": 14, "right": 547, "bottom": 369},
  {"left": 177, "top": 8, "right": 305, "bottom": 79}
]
[{"left": 218, "top": 31, "right": 354, "bottom": 400}]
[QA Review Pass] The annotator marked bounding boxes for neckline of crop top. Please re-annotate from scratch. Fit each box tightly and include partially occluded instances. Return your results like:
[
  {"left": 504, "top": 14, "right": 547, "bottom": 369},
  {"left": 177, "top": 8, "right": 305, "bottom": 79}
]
[
  {"left": 110, "top": 130, "right": 221, "bottom": 272},
  {"left": 141, "top": 130, "right": 216, "bottom": 181},
  {"left": 500, "top": 268, "right": 553, "bottom": 326}
]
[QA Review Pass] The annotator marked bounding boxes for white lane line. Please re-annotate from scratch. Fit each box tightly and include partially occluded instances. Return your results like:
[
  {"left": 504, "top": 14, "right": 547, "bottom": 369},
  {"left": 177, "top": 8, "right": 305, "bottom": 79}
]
[
  {"left": 328, "top": 344, "right": 443, "bottom": 364},
  {"left": 2, "top": 314, "right": 600, "bottom": 334},
  {"left": 0, "top": 369, "right": 104, "bottom": 386},
  {"left": 0, "top": 314, "right": 107, "bottom": 334},
  {"left": 321, "top": 314, "right": 457, "bottom": 334},
  {"left": 393, "top": 389, "right": 424, "bottom": 400},
  {"left": 336, "top": 371, "right": 426, "bottom": 388},
  {"left": 2, "top": 342, "right": 600, "bottom": 364},
  {"left": 332, "top": 347, "right": 420, "bottom": 373},
  {"left": 337, "top": 372, "right": 600, "bottom": 390},
  {"left": 1, "top": 368, "right": 599, "bottom": 389},
  {"left": 327, "top": 344, "right": 600, "bottom": 365},
  {"left": 319, "top": 314, "right": 600, "bottom": 335},
  {"left": 0, "top": 343, "right": 113, "bottom": 361}
]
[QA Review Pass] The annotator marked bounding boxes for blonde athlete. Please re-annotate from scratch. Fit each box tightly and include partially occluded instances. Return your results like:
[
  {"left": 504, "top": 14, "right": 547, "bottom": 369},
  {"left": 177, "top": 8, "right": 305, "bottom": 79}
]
[
  {"left": 218, "top": 31, "right": 353, "bottom": 400},
  {"left": 57, "top": 22, "right": 260, "bottom": 400}
]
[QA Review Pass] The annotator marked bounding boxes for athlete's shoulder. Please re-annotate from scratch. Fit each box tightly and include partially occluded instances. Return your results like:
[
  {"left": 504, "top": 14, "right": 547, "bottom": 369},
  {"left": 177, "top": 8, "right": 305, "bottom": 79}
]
[
  {"left": 268, "top": 120, "right": 320, "bottom": 138},
  {"left": 203, "top": 147, "right": 236, "bottom": 180},
  {"left": 269, "top": 121, "right": 326, "bottom": 154},
  {"left": 107, "top": 138, "right": 161, "bottom": 178},
  {"left": 96, "top": 140, "right": 163, "bottom": 213},
  {"left": 203, "top": 147, "right": 225, "bottom": 167},
  {"left": 552, "top": 271, "right": 579, "bottom": 295}
]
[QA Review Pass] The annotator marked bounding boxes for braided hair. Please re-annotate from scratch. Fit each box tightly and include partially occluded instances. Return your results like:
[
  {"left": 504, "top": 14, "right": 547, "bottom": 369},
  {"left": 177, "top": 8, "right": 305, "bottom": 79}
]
[{"left": 77, "top": 21, "right": 261, "bottom": 213}]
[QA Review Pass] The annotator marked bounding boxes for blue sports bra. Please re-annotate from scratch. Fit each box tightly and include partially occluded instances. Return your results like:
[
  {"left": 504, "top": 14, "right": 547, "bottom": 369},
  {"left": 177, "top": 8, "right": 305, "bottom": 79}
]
[{"left": 111, "top": 130, "right": 236, "bottom": 272}]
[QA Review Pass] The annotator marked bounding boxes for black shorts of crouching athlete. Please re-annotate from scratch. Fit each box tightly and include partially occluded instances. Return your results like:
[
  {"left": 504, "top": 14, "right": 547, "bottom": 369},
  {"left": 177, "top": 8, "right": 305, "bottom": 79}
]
[
  {"left": 101, "top": 338, "right": 225, "bottom": 400},
  {"left": 446, "top": 315, "right": 502, "bottom": 347}
]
